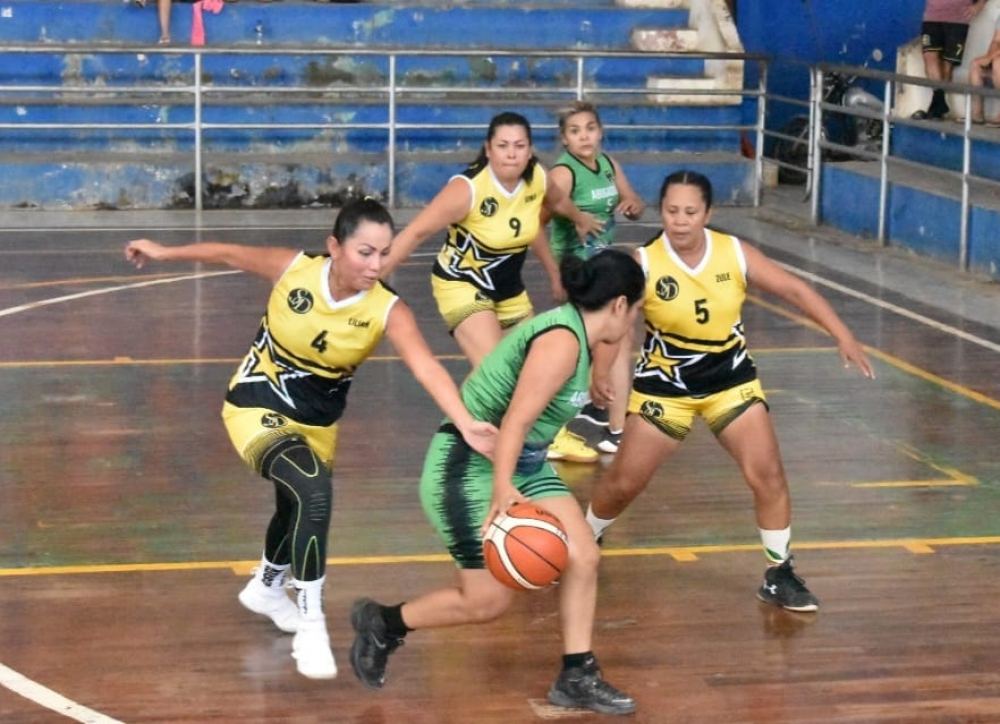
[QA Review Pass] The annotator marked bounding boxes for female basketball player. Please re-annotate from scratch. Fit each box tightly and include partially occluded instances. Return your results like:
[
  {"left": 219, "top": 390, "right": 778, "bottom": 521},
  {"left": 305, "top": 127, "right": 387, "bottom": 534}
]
[
  {"left": 380, "top": 111, "right": 604, "bottom": 463},
  {"left": 585, "top": 170, "right": 875, "bottom": 612},
  {"left": 124, "top": 198, "right": 496, "bottom": 680},
  {"left": 349, "top": 250, "right": 645, "bottom": 716},
  {"left": 543, "top": 100, "right": 646, "bottom": 456}
]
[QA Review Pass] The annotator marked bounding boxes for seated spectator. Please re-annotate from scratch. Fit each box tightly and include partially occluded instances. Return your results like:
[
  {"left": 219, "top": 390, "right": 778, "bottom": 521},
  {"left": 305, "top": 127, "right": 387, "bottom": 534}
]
[{"left": 969, "top": 13, "right": 1000, "bottom": 124}]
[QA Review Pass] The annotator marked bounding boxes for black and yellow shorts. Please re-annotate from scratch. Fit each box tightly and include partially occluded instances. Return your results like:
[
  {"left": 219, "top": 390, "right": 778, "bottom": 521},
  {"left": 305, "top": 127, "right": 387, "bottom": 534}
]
[
  {"left": 627, "top": 379, "right": 768, "bottom": 441},
  {"left": 430, "top": 275, "right": 532, "bottom": 333},
  {"left": 222, "top": 402, "right": 339, "bottom": 474}
]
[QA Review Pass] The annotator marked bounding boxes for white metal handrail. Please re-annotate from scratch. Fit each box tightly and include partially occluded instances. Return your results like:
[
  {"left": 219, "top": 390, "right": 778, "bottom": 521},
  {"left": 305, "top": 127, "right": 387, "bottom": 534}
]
[{"left": 0, "top": 43, "right": 769, "bottom": 210}]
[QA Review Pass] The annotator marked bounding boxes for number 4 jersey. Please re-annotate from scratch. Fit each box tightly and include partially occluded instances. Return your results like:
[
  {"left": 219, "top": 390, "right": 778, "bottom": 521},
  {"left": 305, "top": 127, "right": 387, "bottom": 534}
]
[
  {"left": 633, "top": 228, "right": 757, "bottom": 398},
  {"left": 225, "top": 252, "right": 398, "bottom": 426}
]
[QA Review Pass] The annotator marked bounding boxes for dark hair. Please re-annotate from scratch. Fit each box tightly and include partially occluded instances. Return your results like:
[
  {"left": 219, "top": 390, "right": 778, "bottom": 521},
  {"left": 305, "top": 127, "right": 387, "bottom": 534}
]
[
  {"left": 557, "top": 100, "right": 602, "bottom": 133},
  {"left": 658, "top": 169, "right": 713, "bottom": 210},
  {"left": 332, "top": 196, "right": 395, "bottom": 241},
  {"left": 467, "top": 111, "right": 539, "bottom": 184},
  {"left": 560, "top": 249, "right": 644, "bottom": 311}
]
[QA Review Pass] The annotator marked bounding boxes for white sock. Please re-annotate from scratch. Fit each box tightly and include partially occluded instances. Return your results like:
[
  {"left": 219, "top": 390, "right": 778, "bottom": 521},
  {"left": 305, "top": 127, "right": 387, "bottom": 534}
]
[
  {"left": 585, "top": 505, "right": 617, "bottom": 540},
  {"left": 759, "top": 527, "right": 791, "bottom": 565},
  {"left": 293, "top": 576, "right": 326, "bottom": 622},
  {"left": 256, "top": 555, "right": 291, "bottom": 589}
]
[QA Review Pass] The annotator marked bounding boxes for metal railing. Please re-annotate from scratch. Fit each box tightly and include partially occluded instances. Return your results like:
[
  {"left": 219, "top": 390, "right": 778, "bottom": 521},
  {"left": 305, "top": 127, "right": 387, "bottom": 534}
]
[
  {"left": 762, "top": 61, "right": 1000, "bottom": 272},
  {"left": 0, "top": 43, "right": 769, "bottom": 210}
]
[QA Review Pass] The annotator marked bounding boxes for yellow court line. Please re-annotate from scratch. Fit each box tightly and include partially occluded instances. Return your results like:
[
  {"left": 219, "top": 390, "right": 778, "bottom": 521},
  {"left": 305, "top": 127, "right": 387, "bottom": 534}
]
[
  {"left": 4, "top": 536, "right": 1000, "bottom": 577},
  {"left": 852, "top": 479, "right": 977, "bottom": 488},
  {"left": 748, "top": 293, "right": 1000, "bottom": 412},
  {"left": 0, "top": 272, "right": 188, "bottom": 291}
]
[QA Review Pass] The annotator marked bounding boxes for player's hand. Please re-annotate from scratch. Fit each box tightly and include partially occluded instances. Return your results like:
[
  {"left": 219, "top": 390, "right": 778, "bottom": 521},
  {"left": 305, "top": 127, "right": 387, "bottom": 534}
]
[
  {"left": 839, "top": 338, "right": 875, "bottom": 379},
  {"left": 573, "top": 211, "right": 604, "bottom": 242},
  {"left": 550, "top": 277, "right": 567, "bottom": 304},
  {"left": 617, "top": 198, "right": 644, "bottom": 220},
  {"left": 480, "top": 483, "right": 528, "bottom": 538},
  {"left": 460, "top": 420, "right": 499, "bottom": 460},
  {"left": 125, "top": 239, "right": 167, "bottom": 269},
  {"left": 589, "top": 375, "right": 615, "bottom": 408}
]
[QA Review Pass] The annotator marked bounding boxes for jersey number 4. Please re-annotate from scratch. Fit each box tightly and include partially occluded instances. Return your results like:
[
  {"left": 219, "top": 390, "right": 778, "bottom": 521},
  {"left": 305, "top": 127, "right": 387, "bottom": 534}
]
[{"left": 311, "top": 330, "right": 329, "bottom": 353}]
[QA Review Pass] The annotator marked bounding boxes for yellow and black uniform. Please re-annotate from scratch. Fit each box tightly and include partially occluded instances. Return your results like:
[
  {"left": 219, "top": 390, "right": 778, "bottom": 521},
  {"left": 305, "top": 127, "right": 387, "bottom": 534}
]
[
  {"left": 431, "top": 164, "right": 546, "bottom": 330},
  {"left": 629, "top": 228, "right": 765, "bottom": 439},
  {"left": 223, "top": 252, "right": 398, "bottom": 471}
]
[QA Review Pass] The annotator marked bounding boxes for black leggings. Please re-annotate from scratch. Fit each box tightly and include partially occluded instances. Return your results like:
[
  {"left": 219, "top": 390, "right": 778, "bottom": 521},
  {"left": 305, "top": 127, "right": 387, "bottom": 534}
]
[{"left": 259, "top": 437, "right": 333, "bottom": 582}]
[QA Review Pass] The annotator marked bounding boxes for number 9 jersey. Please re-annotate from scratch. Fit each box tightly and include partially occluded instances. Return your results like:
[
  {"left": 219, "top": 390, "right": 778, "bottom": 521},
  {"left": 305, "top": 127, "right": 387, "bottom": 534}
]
[
  {"left": 432, "top": 164, "right": 547, "bottom": 302},
  {"left": 633, "top": 229, "right": 757, "bottom": 398}
]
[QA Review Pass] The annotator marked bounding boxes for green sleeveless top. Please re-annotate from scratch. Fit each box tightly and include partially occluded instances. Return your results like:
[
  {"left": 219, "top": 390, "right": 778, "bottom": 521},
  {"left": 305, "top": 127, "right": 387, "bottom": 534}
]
[
  {"left": 460, "top": 303, "right": 591, "bottom": 447},
  {"left": 550, "top": 151, "right": 619, "bottom": 260}
]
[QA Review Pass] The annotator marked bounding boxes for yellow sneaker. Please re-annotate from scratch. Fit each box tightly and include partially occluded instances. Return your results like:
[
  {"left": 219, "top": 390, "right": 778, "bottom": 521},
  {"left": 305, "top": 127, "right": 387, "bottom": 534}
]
[{"left": 546, "top": 427, "right": 599, "bottom": 463}]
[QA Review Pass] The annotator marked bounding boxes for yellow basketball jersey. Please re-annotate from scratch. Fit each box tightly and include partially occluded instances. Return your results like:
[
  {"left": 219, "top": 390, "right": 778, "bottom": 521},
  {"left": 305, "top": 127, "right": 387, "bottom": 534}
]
[
  {"left": 225, "top": 252, "right": 398, "bottom": 426},
  {"left": 633, "top": 228, "right": 757, "bottom": 397},
  {"left": 432, "top": 164, "right": 547, "bottom": 301}
]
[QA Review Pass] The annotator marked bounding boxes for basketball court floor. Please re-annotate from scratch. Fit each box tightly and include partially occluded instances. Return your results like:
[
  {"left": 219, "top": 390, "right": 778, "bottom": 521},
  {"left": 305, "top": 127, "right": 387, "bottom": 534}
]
[{"left": 1, "top": 195, "right": 999, "bottom": 723}]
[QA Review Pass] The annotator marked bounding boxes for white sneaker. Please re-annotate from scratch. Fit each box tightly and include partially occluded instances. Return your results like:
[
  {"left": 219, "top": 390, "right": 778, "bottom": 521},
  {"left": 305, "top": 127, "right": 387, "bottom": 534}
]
[
  {"left": 292, "top": 618, "right": 338, "bottom": 679},
  {"left": 238, "top": 577, "right": 300, "bottom": 634}
]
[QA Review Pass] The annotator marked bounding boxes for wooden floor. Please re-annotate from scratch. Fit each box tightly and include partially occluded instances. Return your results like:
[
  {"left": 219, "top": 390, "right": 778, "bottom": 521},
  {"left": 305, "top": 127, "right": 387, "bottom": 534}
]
[{"left": 1, "top": 205, "right": 999, "bottom": 724}]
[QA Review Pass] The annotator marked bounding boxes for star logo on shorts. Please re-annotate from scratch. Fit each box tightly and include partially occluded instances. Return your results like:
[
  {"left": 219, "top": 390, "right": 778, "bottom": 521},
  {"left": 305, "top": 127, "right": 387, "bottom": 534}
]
[
  {"left": 447, "top": 231, "right": 510, "bottom": 291},
  {"left": 236, "top": 326, "right": 310, "bottom": 408}
]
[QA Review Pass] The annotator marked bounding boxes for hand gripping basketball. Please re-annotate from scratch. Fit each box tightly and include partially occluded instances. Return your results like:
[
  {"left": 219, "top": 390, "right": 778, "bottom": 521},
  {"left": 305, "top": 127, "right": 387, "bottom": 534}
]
[{"left": 483, "top": 503, "right": 569, "bottom": 590}]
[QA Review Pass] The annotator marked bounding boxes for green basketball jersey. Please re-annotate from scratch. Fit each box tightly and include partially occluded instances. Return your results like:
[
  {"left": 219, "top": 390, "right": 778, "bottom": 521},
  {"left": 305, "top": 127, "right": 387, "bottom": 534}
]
[
  {"left": 460, "top": 303, "right": 591, "bottom": 446},
  {"left": 550, "top": 151, "right": 619, "bottom": 259}
]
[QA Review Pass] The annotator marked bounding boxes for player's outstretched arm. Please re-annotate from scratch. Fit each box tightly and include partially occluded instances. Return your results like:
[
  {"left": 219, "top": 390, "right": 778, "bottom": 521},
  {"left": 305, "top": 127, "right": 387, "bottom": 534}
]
[
  {"left": 742, "top": 241, "right": 875, "bottom": 379},
  {"left": 381, "top": 176, "right": 473, "bottom": 278},
  {"left": 124, "top": 239, "right": 297, "bottom": 284},
  {"left": 385, "top": 299, "right": 497, "bottom": 458}
]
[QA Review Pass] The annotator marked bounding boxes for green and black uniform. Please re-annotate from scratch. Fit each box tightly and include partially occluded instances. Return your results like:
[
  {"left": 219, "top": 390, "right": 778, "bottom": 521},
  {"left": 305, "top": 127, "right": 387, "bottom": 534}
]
[
  {"left": 420, "top": 304, "right": 592, "bottom": 568},
  {"left": 549, "top": 151, "right": 619, "bottom": 261}
]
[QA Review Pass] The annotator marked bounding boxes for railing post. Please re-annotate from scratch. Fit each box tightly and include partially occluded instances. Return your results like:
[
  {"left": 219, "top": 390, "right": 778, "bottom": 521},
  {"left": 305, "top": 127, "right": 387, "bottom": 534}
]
[
  {"left": 194, "top": 52, "right": 203, "bottom": 213},
  {"left": 753, "top": 60, "right": 767, "bottom": 207},
  {"left": 960, "top": 90, "right": 972, "bottom": 271},
  {"left": 809, "top": 66, "right": 822, "bottom": 224},
  {"left": 388, "top": 54, "right": 397, "bottom": 209},
  {"left": 877, "top": 79, "right": 891, "bottom": 245}
]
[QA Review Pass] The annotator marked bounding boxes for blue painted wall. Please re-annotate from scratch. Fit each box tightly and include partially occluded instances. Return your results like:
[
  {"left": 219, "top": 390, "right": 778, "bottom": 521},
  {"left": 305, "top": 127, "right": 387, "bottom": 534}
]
[{"left": 737, "top": 0, "right": 922, "bottom": 132}]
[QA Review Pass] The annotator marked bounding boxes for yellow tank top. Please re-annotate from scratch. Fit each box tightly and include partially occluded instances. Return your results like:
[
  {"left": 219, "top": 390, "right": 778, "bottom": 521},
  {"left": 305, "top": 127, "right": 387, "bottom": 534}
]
[
  {"left": 633, "top": 228, "right": 757, "bottom": 397},
  {"left": 432, "top": 163, "right": 547, "bottom": 300},
  {"left": 225, "top": 252, "right": 398, "bottom": 425}
]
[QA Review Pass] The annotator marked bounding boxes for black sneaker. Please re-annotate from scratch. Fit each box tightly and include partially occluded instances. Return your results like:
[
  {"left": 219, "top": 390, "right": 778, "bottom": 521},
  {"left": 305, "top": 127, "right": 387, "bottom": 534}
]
[
  {"left": 576, "top": 403, "right": 610, "bottom": 427},
  {"left": 547, "top": 658, "right": 636, "bottom": 715},
  {"left": 597, "top": 428, "right": 621, "bottom": 453},
  {"left": 756, "top": 558, "right": 819, "bottom": 612},
  {"left": 349, "top": 598, "right": 403, "bottom": 689}
]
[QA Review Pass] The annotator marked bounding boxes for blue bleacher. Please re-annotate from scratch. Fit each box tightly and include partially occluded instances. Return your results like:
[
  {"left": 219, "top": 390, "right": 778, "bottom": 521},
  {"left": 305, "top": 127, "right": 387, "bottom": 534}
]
[{"left": 0, "top": 0, "right": 752, "bottom": 210}]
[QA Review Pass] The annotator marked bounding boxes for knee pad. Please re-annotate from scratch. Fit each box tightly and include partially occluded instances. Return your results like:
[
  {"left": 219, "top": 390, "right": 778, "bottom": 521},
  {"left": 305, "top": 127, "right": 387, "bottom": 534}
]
[{"left": 261, "top": 437, "right": 333, "bottom": 522}]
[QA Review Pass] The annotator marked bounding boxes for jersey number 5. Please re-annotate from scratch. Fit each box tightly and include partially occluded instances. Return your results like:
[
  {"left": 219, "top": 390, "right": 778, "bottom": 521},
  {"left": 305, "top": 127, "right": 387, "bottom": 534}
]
[{"left": 694, "top": 298, "right": 709, "bottom": 324}]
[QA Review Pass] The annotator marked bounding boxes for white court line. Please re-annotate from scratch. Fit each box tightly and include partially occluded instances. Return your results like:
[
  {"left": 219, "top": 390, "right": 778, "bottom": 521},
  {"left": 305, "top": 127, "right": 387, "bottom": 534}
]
[
  {"left": 0, "top": 662, "right": 126, "bottom": 724},
  {"left": 0, "top": 270, "right": 239, "bottom": 319},
  {"left": 783, "top": 264, "right": 1000, "bottom": 354}
]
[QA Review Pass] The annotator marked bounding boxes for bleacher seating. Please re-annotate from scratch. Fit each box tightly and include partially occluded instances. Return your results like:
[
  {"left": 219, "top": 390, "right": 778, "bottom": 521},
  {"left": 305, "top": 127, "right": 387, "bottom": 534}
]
[{"left": 0, "top": 0, "right": 756, "bottom": 210}]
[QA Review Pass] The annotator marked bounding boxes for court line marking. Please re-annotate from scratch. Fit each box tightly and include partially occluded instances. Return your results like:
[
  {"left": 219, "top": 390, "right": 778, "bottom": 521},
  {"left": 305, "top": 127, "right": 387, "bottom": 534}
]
[
  {"left": 0, "top": 270, "right": 238, "bottom": 319},
  {"left": 0, "top": 662, "right": 126, "bottom": 724},
  {"left": 2, "top": 536, "right": 1000, "bottom": 578},
  {"left": 777, "top": 263, "right": 1000, "bottom": 354}
]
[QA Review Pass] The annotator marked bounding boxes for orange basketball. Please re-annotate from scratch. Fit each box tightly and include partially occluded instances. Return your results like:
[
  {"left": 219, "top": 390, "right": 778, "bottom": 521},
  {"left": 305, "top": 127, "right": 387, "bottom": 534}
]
[{"left": 483, "top": 502, "right": 569, "bottom": 590}]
